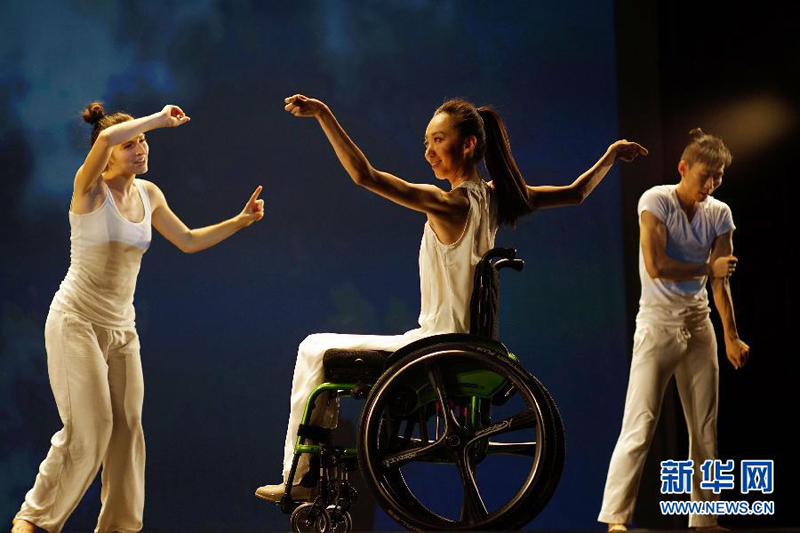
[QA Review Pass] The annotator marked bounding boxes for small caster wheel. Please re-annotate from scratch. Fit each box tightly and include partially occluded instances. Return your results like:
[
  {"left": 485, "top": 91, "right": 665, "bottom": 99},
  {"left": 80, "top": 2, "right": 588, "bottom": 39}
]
[
  {"left": 291, "top": 502, "right": 330, "bottom": 533},
  {"left": 325, "top": 506, "right": 353, "bottom": 533}
]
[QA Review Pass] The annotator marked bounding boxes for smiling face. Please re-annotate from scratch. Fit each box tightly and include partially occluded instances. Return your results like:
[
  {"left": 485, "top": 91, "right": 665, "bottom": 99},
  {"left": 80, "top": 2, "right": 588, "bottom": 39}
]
[
  {"left": 108, "top": 133, "right": 149, "bottom": 176},
  {"left": 678, "top": 159, "right": 724, "bottom": 202},
  {"left": 423, "top": 112, "right": 476, "bottom": 181}
]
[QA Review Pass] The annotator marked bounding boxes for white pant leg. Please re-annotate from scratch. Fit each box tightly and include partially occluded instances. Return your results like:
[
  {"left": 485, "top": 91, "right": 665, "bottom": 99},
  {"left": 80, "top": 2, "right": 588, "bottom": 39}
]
[
  {"left": 675, "top": 319, "right": 719, "bottom": 528},
  {"left": 598, "top": 323, "right": 688, "bottom": 525},
  {"left": 16, "top": 310, "right": 115, "bottom": 533},
  {"left": 281, "top": 332, "right": 411, "bottom": 483},
  {"left": 95, "top": 327, "right": 145, "bottom": 533}
]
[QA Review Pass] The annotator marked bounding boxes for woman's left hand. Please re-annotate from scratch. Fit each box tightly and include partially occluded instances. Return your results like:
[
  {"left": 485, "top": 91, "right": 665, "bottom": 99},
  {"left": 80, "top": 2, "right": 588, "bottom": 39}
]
[
  {"left": 159, "top": 104, "right": 191, "bottom": 128},
  {"left": 284, "top": 94, "right": 329, "bottom": 118},
  {"left": 238, "top": 185, "right": 265, "bottom": 227},
  {"left": 609, "top": 140, "right": 649, "bottom": 162}
]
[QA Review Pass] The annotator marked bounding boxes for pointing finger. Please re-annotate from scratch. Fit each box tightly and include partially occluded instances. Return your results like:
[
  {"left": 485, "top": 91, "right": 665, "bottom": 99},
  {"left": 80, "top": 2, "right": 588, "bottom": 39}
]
[{"left": 248, "top": 185, "right": 263, "bottom": 204}]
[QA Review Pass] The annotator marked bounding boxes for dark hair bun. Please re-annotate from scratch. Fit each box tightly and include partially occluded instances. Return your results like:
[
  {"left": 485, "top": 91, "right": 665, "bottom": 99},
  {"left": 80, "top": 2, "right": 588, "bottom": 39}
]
[
  {"left": 688, "top": 127, "right": 705, "bottom": 140},
  {"left": 82, "top": 102, "right": 105, "bottom": 125}
]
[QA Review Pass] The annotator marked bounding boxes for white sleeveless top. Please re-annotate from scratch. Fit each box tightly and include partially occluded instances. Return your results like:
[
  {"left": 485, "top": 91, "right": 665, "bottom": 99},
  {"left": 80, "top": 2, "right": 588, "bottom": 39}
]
[
  {"left": 290, "top": 178, "right": 500, "bottom": 361},
  {"left": 414, "top": 178, "right": 498, "bottom": 335},
  {"left": 50, "top": 179, "right": 152, "bottom": 328}
]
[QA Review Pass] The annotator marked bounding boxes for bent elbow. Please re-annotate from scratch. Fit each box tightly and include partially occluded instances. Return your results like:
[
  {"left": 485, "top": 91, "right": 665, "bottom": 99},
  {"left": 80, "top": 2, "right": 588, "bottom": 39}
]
[
  {"left": 644, "top": 262, "right": 661, "bottom": 279},
  {"left": 178, "top": 233, "right": 197, "bottom": 254},
  {"left": 353, "top": 166, "right": 377, "bottom": 187},
  {"left": 567, "top": 185, "right": 587, "bottom": 205}
]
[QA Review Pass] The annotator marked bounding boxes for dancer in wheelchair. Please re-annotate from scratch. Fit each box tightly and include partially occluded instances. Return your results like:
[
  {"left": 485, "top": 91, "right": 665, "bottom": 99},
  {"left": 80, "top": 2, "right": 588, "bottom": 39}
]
[{"left": 255, "top": 94, "right": 648, "bottom": 502}]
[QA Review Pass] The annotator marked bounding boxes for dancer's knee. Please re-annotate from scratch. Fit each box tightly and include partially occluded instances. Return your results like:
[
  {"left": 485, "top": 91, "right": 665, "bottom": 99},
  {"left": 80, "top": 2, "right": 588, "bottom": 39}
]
[
  {"left": 620, "top": 412, "right": 659, "bottom": 453},
  {"left": 298, "top": 333, "right": 326, "bottom": 353},
  {"left": 68, "top": 412, "right": 113, "bottom": 461}
]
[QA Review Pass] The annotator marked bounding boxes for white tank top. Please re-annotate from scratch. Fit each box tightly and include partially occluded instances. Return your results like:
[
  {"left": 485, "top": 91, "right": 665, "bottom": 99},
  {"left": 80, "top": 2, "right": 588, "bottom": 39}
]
[
  {"left": 50, "top": 179, "right": 152, "bottom": 328},
  {"left": 414, "top": 178, "right": 498, "bottom": 335}
]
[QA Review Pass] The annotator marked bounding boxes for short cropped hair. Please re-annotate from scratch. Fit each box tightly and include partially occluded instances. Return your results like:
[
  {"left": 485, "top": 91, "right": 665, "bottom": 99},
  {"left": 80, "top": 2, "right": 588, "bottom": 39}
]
[{"left": 680, "top": 127, "right": 732, "bottom": 169}]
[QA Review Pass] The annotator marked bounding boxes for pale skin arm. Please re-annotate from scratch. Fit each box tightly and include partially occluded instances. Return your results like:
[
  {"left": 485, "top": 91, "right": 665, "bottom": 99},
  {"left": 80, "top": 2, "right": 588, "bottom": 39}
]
[
  {"left": 640, "top": 210, "right": 737, "bottom": 280},
  {"left": 144, "top": 181, "right": 265, "bottom": 254},
  {"left": 73, "top": 105, "right": 190, "bottom": 200},
  {"left": 708, "top": 231, "right": 750, "bottom": 369},
  {"left": 526, "top": 141, "right": 649, "bottom": 210},
  {"left": 283, "top": 95, "right": 469, "bottom": 221}
]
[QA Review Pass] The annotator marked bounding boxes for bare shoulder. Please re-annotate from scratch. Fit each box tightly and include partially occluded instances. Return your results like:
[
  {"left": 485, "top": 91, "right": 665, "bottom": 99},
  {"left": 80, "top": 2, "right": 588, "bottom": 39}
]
[
  {"left": 446, "top": 185, "right": 471, "bottom": 211},
  {"left": 137, "top": 179, "right": 167, "bottom": 210},
  {"left": 137, "top": 179, "right": 162, "bottom": 197}
]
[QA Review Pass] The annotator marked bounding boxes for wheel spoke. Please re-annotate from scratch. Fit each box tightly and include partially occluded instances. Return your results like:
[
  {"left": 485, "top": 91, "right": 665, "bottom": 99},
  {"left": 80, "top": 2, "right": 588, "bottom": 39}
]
[
  {"left": 469, "top": 408, "right": 538, "bottom": 442},
  {"left": 486, "top": 441, "right": 538, "bottom": 456},
  {"left": 379, "top": 440, "right": 446, "bottom": 470},
  {"left": 456, "top": 450, "right": 489, "bottom": 524}
]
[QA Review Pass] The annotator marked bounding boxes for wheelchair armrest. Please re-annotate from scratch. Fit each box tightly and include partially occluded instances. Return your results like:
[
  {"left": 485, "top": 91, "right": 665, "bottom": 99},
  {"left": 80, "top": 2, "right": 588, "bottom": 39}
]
[
  {"left": 482, "top": 247, "right": 517, "bottom": 262},
  {"left": 494, "top": 258, "right": 524, "bottom": 272}
]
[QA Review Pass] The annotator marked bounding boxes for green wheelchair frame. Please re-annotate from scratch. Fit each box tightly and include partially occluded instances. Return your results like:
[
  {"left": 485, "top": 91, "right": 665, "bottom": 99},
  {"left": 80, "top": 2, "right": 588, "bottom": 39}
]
[{"left": 279, "top": 249, "right": 565, "bottom": 532}]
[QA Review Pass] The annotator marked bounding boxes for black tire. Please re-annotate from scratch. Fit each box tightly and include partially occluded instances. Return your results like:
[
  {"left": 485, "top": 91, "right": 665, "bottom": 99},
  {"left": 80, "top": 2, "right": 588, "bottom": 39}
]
[
  {"left": 502, "top": 373, "right": 565, "bottom": 529},
  {"left": 325, "top": 506, "right": 353, "bottom": 533},
  {"left": 357, "top": 341, "right": 565, "bottom": 530},
  {"left": 291, "top": 502, "right": 330, "bottom": 533}
]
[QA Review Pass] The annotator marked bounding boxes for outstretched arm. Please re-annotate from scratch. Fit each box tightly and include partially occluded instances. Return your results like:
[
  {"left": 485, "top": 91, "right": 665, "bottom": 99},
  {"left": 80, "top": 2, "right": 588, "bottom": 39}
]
[
  {"left": 708, "top": 231, "right": 750, "bottom": 369},
  {"left": 146, "top": 182, "right": 265, "bottom": 254},
  {"left": 74, "top": 105, "right": 190, "bottom": 198},
  {"left": 640, "top": 210, "right": 737, "bottom": 281},
  {"left": 283, "top": 94, "right": 468, "bottom": 218},
  {"left": 527, "top": 140, "right": 648, "bottom": 210}
]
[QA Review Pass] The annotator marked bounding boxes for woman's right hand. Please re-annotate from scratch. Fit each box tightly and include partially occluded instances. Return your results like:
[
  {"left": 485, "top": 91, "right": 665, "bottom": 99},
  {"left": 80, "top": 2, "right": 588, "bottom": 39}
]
[
  {"left": 284, "top": 94, "right": 328, "bottom": 118},
  {"left": 159, "top": 104, "right": 191, "bottom": 128}
]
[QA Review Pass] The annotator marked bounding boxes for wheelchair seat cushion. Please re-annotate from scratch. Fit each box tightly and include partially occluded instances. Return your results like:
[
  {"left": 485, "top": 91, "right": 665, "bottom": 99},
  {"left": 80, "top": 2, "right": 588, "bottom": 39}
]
[{"left": 323, "top": 349, "right": 391, "bottom": 382}]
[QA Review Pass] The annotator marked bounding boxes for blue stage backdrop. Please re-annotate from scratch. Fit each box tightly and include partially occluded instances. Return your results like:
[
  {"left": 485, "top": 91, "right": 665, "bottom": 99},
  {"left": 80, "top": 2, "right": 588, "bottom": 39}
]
[{"left": 0, "top": 1, "right": 626, "bottom": 530}]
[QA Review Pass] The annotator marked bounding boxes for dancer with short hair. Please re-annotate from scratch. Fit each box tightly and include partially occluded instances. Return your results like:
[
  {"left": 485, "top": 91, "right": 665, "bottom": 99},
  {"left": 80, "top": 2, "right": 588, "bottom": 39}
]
[{"left": 598, "top": 128, "right": 750, "bottom": 531}]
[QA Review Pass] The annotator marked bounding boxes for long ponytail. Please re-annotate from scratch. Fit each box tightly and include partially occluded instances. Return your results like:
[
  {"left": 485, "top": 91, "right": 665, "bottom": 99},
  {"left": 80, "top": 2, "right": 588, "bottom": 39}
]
[
  {"left": 435, "top": 99, "right": 534, "bottom": 226},
  {"left": 477, "top": 106, "right": 533, "bottom": 226}
]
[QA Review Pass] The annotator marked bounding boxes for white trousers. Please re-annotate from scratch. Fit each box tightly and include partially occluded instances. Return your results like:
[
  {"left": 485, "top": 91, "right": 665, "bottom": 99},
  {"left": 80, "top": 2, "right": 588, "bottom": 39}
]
[
  {"left": 16, "top": 309, "right": 145, "bottom": 533},
  {"left": 598, "top": 319, "right": 719, "bottom": 528},
  {"left": 282, "top": 331, "right": 421, "bottom": 483}
]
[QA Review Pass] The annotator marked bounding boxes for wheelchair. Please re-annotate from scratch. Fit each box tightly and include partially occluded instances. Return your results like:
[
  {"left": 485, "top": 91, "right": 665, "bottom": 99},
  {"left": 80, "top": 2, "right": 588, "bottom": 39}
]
[{"left": 279, "top": 248, "right": 565, "bottom": 532}]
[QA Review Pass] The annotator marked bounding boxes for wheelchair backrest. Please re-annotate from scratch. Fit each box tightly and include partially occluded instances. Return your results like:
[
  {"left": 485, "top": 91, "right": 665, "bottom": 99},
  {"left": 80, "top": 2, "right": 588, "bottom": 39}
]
[{"left": 468, "top": 247, "right": 524, "bottom": 340}]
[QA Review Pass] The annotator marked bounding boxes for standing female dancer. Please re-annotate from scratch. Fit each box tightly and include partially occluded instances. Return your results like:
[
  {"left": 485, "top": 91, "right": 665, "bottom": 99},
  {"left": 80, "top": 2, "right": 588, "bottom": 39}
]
[
  {"left": 12, "top": 103, "right": 264, "bottom": 533},
  {"left": 255, "top": 94, "right": 647, "bottom": 501}
]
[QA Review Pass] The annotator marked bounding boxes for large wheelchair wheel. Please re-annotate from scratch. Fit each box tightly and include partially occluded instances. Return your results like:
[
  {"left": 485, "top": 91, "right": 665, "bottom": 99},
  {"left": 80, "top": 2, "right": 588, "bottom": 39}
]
[{"left": 357, "top": 340, "right": 564, "bottom": 530}]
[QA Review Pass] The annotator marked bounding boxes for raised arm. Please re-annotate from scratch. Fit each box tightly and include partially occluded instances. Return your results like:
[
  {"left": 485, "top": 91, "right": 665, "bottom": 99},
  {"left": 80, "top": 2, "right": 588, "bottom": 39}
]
[
  {"left": 74, "top": 105, "right": 190, "bottom": 200},
  {"left": 708, "top": 231, "right": 750, "bottom": 369},
  {"left": 639, "top": 210, "right": 738, "bottom": 281},
  {"left": 145, "top": 181, "right": 264, "bottom": 254},
  {"left": 283, "top": 95, "right": 467, "bottom": 218},
  {"left": 527, "top": 140, "right": 648, "bottom": 210}
]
